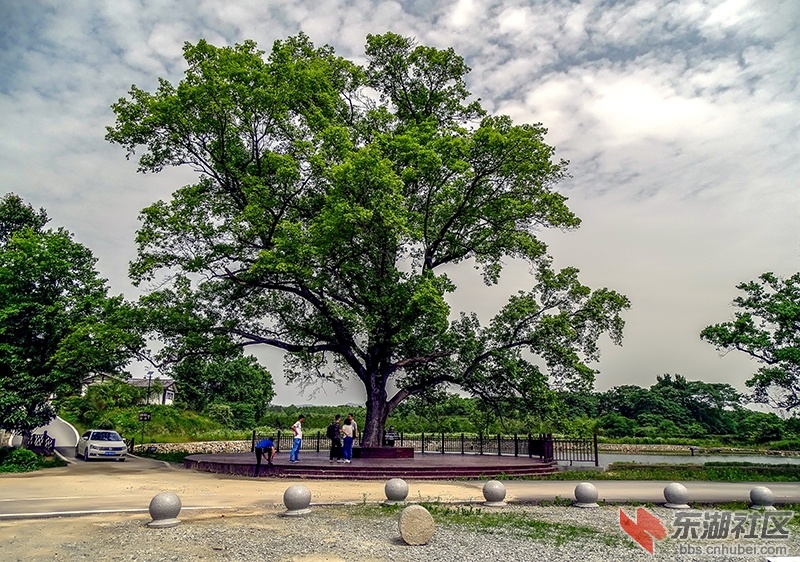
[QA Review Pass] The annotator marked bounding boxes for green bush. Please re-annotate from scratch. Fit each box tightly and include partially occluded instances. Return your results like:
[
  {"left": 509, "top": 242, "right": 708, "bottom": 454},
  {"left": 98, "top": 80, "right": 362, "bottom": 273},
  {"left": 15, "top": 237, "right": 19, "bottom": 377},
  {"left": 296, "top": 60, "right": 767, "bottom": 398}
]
[
  {"left": 1, "top": 448, "right": 39, "bottom": 471},
  {"left": 769, "top": 439, "right": 800, "bottom": 451},
  {"left": 205, "top": 403, "right": 234, "bottom": 427}
]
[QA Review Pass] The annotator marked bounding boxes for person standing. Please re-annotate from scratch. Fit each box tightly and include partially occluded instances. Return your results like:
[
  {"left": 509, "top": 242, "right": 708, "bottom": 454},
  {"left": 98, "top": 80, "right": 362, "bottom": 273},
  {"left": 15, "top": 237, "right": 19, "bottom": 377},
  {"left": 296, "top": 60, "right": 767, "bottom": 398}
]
[
  {"left": 289, "top": 414, "right": 304, "bottom": 463},
  {"left": 254, "top": 437, "right": 275, "bottom": 476},
  {"left": 341, "top": 418, "right": 354, "bottom": 463},
  {"left": 347, "top": 413, "right": 359, "bottom": 444},
  {"left": 327, "top": 414, "right": 343, "bottom": 463},
  {"left": 385, "top": 426, "right": 398, "bottom": 447}
]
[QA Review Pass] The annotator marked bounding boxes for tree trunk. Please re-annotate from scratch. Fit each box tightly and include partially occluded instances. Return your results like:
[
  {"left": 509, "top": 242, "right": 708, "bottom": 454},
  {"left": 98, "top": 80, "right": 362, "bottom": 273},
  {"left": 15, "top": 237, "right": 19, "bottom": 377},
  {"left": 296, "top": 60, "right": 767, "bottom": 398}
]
[{"left": 361, "top": 380, "right": 389, "bottom": 447}]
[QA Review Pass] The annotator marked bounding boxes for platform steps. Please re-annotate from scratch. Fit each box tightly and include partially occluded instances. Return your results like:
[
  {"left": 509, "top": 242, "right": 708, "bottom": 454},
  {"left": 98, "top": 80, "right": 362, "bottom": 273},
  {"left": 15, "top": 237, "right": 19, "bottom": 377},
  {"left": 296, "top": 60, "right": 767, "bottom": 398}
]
[{"left": 267, "top": 462, "right": 559, "bottom": 480}]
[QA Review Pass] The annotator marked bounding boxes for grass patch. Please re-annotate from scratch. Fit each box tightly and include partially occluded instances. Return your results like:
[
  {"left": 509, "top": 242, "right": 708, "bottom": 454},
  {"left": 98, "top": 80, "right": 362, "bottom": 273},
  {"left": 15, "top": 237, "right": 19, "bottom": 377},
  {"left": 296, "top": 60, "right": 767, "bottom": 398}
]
[
  {"left": 135, "top": 450, "right": 191, "bottom": 464},
  {"left": 60, "top": 407, "right": 248, "bottom": 444},
  {"left": 0, "top": 447, "right": 68, "bottom": 473},
  {"left": 348, "top": 502, "right": 629, "bottom": 548}
]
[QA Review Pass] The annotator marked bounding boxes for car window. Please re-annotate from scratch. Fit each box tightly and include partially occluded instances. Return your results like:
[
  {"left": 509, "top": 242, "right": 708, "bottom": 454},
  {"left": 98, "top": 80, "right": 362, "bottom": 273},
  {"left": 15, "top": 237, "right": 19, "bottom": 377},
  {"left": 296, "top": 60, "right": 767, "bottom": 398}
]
[
  {"left": 91, "top": 431, "right": 122, "bottom": 441},
  {"left": 82, "top": 431, "right": 91, "bottom": 439}
]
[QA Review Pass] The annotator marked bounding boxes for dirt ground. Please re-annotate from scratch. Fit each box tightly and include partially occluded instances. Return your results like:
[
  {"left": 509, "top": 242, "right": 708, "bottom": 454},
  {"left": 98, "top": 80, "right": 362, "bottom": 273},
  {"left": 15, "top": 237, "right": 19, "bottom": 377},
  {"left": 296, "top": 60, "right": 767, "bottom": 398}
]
[{"left": 0, "top": 460, "right": 486, "bottom": 561}]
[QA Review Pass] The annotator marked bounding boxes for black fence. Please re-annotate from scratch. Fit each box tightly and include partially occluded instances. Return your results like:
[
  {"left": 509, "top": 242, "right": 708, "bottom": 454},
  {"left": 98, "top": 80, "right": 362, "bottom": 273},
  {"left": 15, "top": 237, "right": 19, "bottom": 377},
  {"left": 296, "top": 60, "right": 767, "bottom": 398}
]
[
  {"left": 23, "top": 432, "right": 56, "bottom": 455},
  {"left": 253, "top": 431, "right": 598, "bottom": 466}
]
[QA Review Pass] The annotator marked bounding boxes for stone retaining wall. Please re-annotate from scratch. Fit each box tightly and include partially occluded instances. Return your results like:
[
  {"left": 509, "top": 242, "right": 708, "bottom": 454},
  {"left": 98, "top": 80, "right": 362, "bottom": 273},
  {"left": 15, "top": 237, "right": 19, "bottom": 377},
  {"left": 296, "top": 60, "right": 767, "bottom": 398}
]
[{"left": 134, "top": 440, "right": 251, "bottom": 455}]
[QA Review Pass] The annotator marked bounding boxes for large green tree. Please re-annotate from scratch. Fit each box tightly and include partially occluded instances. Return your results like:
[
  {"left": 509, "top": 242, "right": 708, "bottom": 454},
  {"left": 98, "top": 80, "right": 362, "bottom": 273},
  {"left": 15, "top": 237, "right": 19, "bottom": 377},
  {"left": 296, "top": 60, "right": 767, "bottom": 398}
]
[
  {"left": 0, "top": 194, "right": 141, "bottom": 432},
  {"left": 106, "top": 33, "right": 630, "bottom": 446},
  {"left": 702, "top": 272, "right": 800, "bottom": 411}
]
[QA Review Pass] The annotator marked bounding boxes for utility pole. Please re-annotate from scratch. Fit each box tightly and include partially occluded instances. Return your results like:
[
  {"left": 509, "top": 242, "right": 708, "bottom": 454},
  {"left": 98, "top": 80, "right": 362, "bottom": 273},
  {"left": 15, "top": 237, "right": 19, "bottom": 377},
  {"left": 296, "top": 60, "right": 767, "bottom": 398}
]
[
  {"left": 146, "top": 369, "right": 153, "bottom": 405},
  {"left": 141, "top": 368, "right": 154, "bottom": 448}
]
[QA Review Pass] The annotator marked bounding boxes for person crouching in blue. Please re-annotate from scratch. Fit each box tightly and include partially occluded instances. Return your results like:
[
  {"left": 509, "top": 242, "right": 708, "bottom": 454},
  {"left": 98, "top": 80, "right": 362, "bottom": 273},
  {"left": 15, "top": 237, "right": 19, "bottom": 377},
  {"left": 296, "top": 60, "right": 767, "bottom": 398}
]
[{"left": 254, "top": 437, "right": 276, "bottom": 476}]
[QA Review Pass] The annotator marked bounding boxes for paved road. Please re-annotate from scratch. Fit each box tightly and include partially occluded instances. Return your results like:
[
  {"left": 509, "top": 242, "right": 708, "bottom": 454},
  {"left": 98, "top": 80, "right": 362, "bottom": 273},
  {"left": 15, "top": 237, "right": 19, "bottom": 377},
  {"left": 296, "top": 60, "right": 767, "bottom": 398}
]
[
  {"left": 3, "top": 454, "right": 799, "bottom": 520},
  {"left": 8, "top": 416, "right": 78, "bottom": 455}
]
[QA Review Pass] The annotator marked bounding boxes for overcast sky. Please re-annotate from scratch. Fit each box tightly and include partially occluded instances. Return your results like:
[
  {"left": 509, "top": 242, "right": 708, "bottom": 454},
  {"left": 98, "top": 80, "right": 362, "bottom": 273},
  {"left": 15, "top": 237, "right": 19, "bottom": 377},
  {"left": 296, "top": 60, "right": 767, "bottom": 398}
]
[{"left": 1, "top": 0, "right": 797, "bottom": 407}]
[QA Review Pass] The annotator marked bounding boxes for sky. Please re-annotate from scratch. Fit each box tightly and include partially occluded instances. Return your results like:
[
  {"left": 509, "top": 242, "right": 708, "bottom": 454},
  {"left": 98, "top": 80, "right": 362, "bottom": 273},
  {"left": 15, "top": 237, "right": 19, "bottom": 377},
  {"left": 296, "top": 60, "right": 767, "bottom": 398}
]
[{"left": 1, "top": 0, "right": 798, "bottom": 407}]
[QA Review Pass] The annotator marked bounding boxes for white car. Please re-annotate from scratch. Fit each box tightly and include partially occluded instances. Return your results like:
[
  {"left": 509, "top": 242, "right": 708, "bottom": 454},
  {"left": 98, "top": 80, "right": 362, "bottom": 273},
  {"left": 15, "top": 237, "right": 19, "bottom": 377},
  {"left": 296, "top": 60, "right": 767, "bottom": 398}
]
[{"left": 75, "top": 429, "right": 128, "bottom": 461}]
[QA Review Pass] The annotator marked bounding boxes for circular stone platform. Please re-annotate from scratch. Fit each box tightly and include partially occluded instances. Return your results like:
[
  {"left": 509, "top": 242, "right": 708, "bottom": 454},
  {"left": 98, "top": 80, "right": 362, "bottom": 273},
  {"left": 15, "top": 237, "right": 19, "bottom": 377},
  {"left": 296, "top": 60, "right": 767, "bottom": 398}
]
[{"left": 184, "top": 451, "right": 559, "bottom": 480}]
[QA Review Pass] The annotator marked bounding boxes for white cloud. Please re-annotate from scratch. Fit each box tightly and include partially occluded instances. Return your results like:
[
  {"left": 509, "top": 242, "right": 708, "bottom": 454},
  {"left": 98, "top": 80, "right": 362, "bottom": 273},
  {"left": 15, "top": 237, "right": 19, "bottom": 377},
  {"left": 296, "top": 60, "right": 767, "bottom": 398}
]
[{"left": 1, "top": 0, "right": 797, "bottom": 404}]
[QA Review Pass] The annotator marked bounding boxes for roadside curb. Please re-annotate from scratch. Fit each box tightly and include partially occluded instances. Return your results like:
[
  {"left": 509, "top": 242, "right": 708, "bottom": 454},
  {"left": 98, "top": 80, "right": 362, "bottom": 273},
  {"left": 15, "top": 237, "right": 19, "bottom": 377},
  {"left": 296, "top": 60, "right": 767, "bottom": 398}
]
[{"left": 0, "top": 506, "right": 232, "bottom": 521}]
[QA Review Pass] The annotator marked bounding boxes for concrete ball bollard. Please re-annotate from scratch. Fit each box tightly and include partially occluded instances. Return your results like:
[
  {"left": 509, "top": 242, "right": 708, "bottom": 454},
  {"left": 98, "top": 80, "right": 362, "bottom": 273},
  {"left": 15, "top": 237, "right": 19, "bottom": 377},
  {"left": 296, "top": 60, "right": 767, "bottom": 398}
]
[
  {"left": 384, "top": 478, "right": 409, "bottom": 505},
  {"left": 749, "top": 486, "right": 776, "bottom": 511},
  {"left": 663, "top": 482, "right": 690, "bottom": 509},
  {"left": 283, "top": 484, "right": 312, "bottom": 517},
  {"left": 482, "top": 480, "right": 507, "bottom": 507},
  {"left": 573, "top": 482, "right": 599, "bottom": 508},
  {"left": 399, "top": 504, "right": 435, "bottom": 545},
  {"left": 147, "top": 492, "right": 182, "bottom": 528}
]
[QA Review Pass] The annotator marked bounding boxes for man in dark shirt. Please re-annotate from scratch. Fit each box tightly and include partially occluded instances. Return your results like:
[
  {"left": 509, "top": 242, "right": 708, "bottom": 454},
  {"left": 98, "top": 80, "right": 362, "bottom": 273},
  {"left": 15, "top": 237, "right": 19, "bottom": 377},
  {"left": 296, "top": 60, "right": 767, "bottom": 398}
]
[
  {"left": 328, "top": 415, "right": 343, "bottom": 463},
  {"left": 254, "top": 437, "right": 276, "bottom": 476}
]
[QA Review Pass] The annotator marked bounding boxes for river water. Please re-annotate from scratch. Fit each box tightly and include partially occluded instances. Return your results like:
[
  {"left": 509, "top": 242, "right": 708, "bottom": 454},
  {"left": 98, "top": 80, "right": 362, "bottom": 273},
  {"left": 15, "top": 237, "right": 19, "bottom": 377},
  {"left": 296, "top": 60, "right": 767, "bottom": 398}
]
[{"left": 581, "top": 452, "right": 800, "bottom": 468}]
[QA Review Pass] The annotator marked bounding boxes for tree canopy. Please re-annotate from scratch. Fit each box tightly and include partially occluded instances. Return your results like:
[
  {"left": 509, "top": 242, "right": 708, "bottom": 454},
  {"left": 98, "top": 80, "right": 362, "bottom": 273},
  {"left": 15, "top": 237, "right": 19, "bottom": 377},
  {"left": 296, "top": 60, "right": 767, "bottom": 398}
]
[
  {"left": 0, "top": 194, "right": 141, "bottom": 432},
  {"left": 107, "top": 33, "right": 630, "bottom": 445},
  {"left": 702, "top": 272, "right": 800, "bottom": 411},
  {"left": 172, "top": 355, "right": 275, "bottom": 428}
]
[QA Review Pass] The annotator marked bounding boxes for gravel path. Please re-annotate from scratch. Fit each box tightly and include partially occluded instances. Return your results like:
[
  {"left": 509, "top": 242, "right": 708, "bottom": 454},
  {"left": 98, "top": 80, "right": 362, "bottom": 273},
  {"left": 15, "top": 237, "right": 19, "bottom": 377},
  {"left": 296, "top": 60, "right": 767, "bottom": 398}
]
[{"left": 3, "top": 503, "right": 797, "bottom": 561}]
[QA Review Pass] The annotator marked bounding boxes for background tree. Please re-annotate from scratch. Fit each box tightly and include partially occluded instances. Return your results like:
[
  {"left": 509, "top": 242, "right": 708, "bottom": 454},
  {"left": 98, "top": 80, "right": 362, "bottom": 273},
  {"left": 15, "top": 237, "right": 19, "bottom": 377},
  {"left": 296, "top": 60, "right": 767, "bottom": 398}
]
[
  {"left": 107, "top": 33, "right": 629, "bottom": 446},
  {"left": 701, "top": 272, "right": 800, "bottom": 411},
  {"left": 59, "top": 378, "right": 147, "bottom": 428},
  {"left": 596, "top": 374, "right": 742, "bottom": 437},
  {"left": 0, "top": 194, "right": 141, "bottom": 432},
  {"left": 172, "top": 355, "right": 275, "bottom": 429}
]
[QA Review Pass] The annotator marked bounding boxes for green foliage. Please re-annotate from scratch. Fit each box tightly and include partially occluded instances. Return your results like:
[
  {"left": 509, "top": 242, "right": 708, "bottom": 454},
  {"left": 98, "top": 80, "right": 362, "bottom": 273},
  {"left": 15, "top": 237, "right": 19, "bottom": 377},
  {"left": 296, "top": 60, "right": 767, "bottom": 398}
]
[
  {"left": 736, "top": 411, "right": 785, "bottom": 443},
  {"left": 106, "top": 33, "right": 629, "bottom": 446},
  {"left": 0, "top": 446, "right": 66, "bottom": 473},
  {"left": 172, "top": 355, "right": 274, "bottom": 429},
  {"left": 596, "top": 374, "right": 742, "bottom": 436},
  {"left": 0, "top": 194, "right": 142, "bottom": 432},
  {"left": 597, "top": 412, "right": 636, "bottom": 438},
  {"left": 60, "top": 403, "right": 234, "bottom": 443},
  {"left": 769, "top": 439, "right": 800, "bottom": 451},
  {"left": 0, "top": 447, "right": 38, "bottom": 471},
  {"left": 0, "top": 194, "right": 47, "bottom": 243},
  {"left": 137, "top": 450, "right": 191, "bottom": 464},
  {"left": 702, "top": 272, "right": 800, "bottom": 411},
  {"left": 204, "top": 403, "right": 234, "bottom": 427},
  {"left": 59, "top": 379, "right": 147, "bottom": 427},
  {"left": 0, "top": 445, "right": 13, "bottom": 464}
]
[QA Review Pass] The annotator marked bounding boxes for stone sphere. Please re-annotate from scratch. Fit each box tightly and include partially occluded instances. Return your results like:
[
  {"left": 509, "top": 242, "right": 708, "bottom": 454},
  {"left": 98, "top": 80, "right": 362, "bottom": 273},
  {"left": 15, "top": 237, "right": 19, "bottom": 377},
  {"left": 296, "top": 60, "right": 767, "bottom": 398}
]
[
  {"left": 482, "top": 480, "right": 507, "bottom": 506},
  {"left": 663, "top": 482, "right": 690, "bottom": 509},
  {"left": 384, "top": 478, "right": 409, "bottom": 505},
  {"left": 573, "top": 482, "right": 599, "bottom": 508},
  {"left": 283, "top": 484, "right": 312, "bottom": 516},
  {"left": 147, "top": 492, "right": 182, "bottom": 528},
  {"left": 399, "top": 504, "right": 435, "bottom": 545},
  {"left": 750, "top": 486, "right": 776, "bottom": 510}
]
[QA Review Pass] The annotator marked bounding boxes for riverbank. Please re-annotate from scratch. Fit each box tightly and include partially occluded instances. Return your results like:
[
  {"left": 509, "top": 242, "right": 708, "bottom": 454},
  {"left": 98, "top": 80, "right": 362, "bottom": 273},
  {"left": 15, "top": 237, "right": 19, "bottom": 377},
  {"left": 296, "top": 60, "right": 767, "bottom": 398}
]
[{"left": 598, "top": 442, "right": 800, "bottom": 457}]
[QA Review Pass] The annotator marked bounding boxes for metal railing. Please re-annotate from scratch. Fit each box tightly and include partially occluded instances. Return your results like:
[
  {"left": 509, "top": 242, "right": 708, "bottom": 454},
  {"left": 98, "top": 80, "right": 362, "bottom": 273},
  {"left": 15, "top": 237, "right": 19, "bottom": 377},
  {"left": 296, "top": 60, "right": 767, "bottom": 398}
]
[
  {"left": 23, "top": 432, "right": 56, "bottom": 455},
  {"left": 253, "top": 430, "right": 598, "bottom": 465}
]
